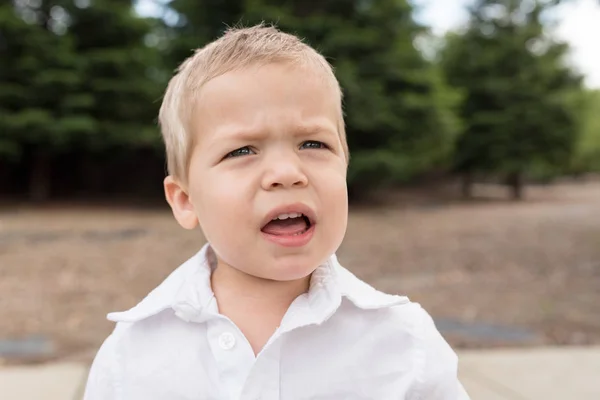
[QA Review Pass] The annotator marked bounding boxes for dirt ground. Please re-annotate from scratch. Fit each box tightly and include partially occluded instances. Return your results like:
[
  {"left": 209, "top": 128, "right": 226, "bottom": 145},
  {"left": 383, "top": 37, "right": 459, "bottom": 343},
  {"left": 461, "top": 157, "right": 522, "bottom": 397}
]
[{"left": 1, "top": 180, "right": 599, "bottom": 365}]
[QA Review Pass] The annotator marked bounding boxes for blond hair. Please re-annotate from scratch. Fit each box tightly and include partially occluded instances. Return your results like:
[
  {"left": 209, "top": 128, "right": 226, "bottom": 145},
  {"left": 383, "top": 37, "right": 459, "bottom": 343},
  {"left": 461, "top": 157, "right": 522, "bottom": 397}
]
[{"left": 158, "top": 24, "right": 348, "bottom": 181}]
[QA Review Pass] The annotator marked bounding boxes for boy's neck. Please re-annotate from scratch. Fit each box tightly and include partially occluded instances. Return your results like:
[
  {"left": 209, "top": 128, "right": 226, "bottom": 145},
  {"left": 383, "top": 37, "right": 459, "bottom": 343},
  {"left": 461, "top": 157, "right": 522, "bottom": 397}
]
[{"left": 210, "top": 258, "right": 311, "bottom": 355}]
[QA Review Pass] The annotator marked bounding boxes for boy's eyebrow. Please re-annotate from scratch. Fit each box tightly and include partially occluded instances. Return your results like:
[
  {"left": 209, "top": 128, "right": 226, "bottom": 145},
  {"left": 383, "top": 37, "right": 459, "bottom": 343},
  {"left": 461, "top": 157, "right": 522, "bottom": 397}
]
[
  {"left": 292, "top": 121, "right": 338, "bottom": 137},
  {"left": 216, "top": 126, "right": 269, "bottom": 143}
]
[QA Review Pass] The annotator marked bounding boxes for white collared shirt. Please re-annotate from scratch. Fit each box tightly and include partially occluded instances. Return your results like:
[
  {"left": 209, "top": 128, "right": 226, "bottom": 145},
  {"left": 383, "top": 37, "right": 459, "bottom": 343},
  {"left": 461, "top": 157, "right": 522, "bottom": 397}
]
[{"left": 83, "top": 244, "right": 470, "bottom": 400}]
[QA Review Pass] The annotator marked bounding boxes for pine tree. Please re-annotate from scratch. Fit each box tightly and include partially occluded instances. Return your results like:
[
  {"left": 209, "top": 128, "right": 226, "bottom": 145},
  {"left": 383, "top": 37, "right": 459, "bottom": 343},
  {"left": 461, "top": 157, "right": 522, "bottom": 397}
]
[
  {"left": 0, "top": 0, "right": 162, "bottom": 200},
  {"left": 441, "top": 0, "right": 582, "bottom": 199}
]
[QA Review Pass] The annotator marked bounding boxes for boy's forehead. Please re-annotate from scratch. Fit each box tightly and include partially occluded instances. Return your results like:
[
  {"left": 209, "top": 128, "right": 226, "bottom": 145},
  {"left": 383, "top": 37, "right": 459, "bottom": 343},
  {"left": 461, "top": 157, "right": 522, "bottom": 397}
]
[
  {"left": 189, "top": 60, "right": 338, "bottom": 101},
  {"left": 191, "top": 63, "right": 340, "bottom": 120}
]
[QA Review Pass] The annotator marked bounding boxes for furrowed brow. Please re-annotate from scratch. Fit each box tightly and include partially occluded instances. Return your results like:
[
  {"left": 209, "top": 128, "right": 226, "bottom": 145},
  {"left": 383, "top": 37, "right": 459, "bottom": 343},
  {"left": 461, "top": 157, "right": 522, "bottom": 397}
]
[
  {"left": 293, "top": 121, "right": 338, "bottom": 138},
  {"left": 220, "top": 126, "right": 269, "bottom": 142}
]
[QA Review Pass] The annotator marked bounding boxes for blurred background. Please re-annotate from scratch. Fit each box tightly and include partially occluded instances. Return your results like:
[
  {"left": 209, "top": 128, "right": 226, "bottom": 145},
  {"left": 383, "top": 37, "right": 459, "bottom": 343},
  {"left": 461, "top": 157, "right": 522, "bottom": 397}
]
[{"left": 1, "top": 0, "right": 599, "bottom": 370}]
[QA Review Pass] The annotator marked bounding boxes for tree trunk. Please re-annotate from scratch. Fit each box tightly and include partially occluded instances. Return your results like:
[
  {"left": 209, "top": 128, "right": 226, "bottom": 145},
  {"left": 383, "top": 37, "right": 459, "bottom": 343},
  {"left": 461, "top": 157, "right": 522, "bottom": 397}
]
[
  {"left": 507, "top": 171, "right": 524, "bottom": 201},
  {"left": 29, "top": 150, "right": 51, "bottom": 202},
  {"left": 461, "top": 171, "right": 473, "bottom": 199}
]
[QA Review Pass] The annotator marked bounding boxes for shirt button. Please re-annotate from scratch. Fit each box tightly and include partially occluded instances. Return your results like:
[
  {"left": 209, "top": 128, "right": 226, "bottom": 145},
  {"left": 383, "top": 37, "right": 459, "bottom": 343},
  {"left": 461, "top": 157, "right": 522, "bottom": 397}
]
[{"left": 218, "top": 332, "right": 236, "bottom": 350}]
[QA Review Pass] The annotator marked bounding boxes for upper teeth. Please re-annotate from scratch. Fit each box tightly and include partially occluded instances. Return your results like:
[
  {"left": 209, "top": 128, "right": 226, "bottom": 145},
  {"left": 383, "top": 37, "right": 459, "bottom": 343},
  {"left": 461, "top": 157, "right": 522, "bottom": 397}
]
[{"left": 273, "top": 212, "right": 303, "bottom": 220}]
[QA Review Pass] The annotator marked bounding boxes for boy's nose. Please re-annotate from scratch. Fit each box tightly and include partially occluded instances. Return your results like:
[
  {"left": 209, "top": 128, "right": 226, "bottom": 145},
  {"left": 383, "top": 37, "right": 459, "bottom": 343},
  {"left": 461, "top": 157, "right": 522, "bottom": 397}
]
[{"left": 261, "top": 156, "right": 308, "bottom": 190}]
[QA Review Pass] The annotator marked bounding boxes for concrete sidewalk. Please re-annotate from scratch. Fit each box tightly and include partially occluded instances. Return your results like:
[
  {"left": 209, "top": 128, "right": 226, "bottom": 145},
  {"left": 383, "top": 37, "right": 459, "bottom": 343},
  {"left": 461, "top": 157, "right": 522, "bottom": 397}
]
[
  {"left": 458, "top": 346, "right": 600, "bottom": 399},
  {"left": 1, "top": 346, "right": 599, "bottom": 400},
  {"left": 0, "top": 362, "right": 87, "bottom": 400}
]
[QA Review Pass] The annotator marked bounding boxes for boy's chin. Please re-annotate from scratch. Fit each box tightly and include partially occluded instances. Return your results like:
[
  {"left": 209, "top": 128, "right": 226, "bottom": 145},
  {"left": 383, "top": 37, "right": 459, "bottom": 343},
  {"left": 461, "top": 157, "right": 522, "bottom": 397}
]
[
  {"left": 236, "top": 255, "right": 311, "bottom": 281},
  {"left": 212, "top": 242, "right": 332, "bottom": 281},
  {"left": 263, "top": 256, "right": 328, "bottom": 282}
]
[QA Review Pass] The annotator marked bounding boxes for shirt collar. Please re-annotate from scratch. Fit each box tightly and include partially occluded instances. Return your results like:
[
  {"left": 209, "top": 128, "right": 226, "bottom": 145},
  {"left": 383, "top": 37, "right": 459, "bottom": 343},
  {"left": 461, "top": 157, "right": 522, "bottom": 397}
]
[{"left": 107, "top": 243, "right": 408, "bottom": 324}]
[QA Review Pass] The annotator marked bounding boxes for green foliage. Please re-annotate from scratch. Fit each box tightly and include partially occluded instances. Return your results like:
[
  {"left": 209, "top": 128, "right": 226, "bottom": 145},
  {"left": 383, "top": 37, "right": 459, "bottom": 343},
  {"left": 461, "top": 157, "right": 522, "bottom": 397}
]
[
  {"left": 64, "top": 0, "right": 164, "bottom": 150},
  {"left": 572, "top": 90, "right": 600, "bottom": 172},
  {"left": 440, "top": 0, "right": 582, "bottom": 189},
  {"left": 0, "top": 1, "right": 91, "bottom": 156},
  {"left": 0, "top": 0, "right": 163, "bottom": 198},
  {"left": 0, "top": 1, "right": 162, "bottom": 152}
]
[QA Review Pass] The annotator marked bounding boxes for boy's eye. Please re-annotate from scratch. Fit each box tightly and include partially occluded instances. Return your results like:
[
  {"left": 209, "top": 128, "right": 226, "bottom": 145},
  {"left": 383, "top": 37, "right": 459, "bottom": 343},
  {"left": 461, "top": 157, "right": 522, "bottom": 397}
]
[
  {"left": 225, "top": 146, "right": 254, "bottom": 159},
  {"left": 300, "top": 140, "right": 327, "bottom": 150}
]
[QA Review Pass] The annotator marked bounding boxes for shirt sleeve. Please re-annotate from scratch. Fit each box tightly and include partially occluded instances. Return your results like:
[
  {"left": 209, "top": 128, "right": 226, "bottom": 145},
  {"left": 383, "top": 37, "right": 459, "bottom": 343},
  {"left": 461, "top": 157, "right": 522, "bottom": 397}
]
[
  {"left": 83, "top": 331, "right": 119, "bottom": 400},
  {"left": 414, "top": 307, "right": 471, "bottom": 400}
]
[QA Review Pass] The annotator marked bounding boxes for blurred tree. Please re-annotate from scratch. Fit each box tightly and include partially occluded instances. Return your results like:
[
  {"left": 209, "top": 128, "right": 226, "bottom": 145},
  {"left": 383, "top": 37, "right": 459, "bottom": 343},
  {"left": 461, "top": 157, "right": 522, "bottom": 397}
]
[
  {"left": 572, "top": 90, "right": 600, "bottom": 173},
  {"left": 0, "top": 0, "right": 162, "bottom": 200},
  {"left": 440, "top": 0, "right": 582, "bottom": 200},
  {"left": 163, "top": 0, "right": 245, "bottom": 68},
  {"left": 162, "top": 0, "right": 462, "bottom": 194},
  {"left": 0, "top": 0, "right": 91, "bottom": 200},
  {"left": 65, "top": 0, "right": 164, "bottom": 150}
]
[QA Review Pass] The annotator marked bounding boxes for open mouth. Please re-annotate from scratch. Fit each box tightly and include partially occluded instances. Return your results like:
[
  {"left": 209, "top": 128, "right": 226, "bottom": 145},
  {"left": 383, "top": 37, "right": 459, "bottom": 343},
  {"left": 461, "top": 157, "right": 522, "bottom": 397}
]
[{"left": 261, "top": 212, "right": 312, "bottom": 236}]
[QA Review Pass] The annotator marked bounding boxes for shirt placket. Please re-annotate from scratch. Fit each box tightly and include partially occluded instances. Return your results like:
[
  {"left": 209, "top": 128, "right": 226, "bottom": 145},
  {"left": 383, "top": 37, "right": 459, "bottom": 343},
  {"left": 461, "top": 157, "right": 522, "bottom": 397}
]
[
  {"left": 206, "top": 317, "right": 256, "bottom": 399},
  {"left": 239, "top": 337, "right": 282, "bottom": 400},
  {"left": 207, "top": 318, "right": 283, "bottom": 400}
]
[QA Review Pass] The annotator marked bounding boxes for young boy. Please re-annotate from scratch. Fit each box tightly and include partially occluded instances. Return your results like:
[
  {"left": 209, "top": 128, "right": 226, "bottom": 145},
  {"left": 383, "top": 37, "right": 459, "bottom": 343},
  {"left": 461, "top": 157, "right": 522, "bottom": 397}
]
[{"left": 84, "top": 24, "right": 469, "bottom": 400}]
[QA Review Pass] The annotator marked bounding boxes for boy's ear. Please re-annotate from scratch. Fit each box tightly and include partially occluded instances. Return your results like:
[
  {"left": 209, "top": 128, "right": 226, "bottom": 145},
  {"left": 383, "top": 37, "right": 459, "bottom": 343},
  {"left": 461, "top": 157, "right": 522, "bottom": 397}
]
[{"left": 164, "top": 176, "right": 199, "bottom": 230}]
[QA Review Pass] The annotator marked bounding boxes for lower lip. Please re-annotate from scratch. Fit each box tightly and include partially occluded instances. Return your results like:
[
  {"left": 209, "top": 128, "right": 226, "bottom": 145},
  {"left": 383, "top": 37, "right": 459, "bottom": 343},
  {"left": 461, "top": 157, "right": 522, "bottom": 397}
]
[{"left": 261, "top": 224, "right": 316, "bottom": 247}]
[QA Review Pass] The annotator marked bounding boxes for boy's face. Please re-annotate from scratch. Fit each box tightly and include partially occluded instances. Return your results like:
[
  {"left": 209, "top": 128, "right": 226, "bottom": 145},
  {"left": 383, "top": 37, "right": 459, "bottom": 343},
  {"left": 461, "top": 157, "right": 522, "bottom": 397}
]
[{"left": 166, "top": 62, "right": 348, "bottom": 281}]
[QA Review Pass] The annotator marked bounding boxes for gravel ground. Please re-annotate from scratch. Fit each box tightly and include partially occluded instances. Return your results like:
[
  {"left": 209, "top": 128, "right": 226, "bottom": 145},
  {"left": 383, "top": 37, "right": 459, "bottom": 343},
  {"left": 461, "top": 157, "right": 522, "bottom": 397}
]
[{"left": 1, "top": 181, "right": 599, "bottom": 365}]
